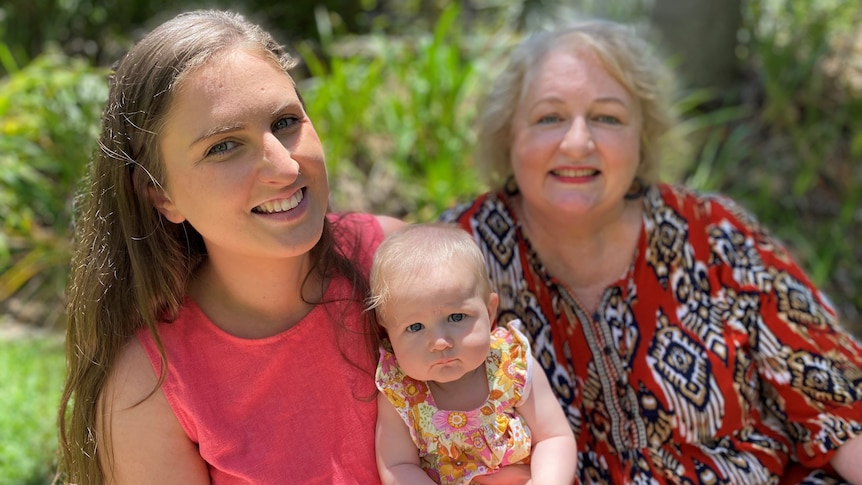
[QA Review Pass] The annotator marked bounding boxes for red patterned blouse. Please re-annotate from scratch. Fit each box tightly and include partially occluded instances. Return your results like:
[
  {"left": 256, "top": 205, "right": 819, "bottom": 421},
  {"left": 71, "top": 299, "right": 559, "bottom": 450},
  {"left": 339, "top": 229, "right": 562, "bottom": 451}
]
[{"left": 441, "top": 183, "right": 862, "bottom": 484}]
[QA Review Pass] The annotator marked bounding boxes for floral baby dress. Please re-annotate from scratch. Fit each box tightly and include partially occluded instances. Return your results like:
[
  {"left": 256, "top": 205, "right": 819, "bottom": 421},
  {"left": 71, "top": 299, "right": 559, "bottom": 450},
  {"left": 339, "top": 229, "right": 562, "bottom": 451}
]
[{"left": 375, "top": 322, "right": 533, "bottom": 484}]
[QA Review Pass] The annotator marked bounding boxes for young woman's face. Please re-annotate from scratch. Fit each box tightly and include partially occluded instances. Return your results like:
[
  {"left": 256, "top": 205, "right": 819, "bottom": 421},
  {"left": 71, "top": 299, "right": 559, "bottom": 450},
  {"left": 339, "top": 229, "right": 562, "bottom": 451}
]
[
  {"left": 156, "top": 48, "right": 328, "bottom": 263},
  {"left": 509, "top": 47, "right": 642, "bottom": 220},
  {"left": 380, "top": 259, "right": 497, "bottom": 385}
]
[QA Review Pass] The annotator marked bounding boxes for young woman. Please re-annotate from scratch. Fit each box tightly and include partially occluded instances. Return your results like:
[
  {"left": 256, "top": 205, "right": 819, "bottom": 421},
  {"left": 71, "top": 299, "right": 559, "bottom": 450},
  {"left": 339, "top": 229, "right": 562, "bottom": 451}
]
[{"left": 58, "top": 10, "right": 402, "bottom": 484}]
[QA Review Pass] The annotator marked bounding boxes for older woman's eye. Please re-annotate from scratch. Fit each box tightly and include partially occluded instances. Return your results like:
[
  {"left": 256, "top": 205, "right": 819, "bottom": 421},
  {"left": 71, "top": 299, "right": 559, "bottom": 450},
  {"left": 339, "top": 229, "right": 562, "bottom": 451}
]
[
  {"left": 595, "top": 114, "right": 622, "bottom": 125},
  {"left": 537, "top": 114, "right": 562, "bottom": 125}
]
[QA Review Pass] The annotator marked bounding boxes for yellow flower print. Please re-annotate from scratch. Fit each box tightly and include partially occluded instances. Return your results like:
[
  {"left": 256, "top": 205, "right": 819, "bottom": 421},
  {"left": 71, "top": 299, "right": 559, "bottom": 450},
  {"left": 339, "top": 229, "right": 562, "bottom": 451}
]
[
  {"left": 384, "top": 389, "right": 406, "bottom": 409},
  {"left": 438, "top": 449, "right": 479, "bottom": 481}
]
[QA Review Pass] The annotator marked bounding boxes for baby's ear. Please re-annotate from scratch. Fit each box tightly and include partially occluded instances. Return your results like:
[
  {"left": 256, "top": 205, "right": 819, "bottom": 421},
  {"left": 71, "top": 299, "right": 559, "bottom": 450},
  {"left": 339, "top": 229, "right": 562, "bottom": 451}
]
[
  {"left": 147, "top": 185, "right": 186, "bottom": 224},
  {"left": 487, "top": 292, "right": 499, "bottom": 321}
]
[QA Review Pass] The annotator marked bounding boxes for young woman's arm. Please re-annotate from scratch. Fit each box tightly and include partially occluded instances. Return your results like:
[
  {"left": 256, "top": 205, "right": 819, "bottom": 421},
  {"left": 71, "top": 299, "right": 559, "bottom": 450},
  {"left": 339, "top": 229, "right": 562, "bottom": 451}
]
[
  {"left": 375, "top": 393, "right": 436, "bottom": 485},
  {"left": 98, "top": 339, "right": 209, "bottom": 484},
  {"left": 515, "top": 356, "right": 578, "bottom": 484}
]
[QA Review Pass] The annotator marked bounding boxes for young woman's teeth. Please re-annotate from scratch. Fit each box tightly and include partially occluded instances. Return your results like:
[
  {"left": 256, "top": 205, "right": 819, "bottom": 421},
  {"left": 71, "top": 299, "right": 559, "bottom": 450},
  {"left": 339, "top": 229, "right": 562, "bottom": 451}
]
[{"left": 254, "top": 191, "right": 303, "bottom": 214}]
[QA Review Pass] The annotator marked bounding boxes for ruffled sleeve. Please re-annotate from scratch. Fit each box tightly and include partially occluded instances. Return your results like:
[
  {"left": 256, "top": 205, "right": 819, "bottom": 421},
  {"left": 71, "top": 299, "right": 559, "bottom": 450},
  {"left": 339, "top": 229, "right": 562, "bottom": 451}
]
[{"left": 488, "top": 321, "right": 533, "bottom": 409}]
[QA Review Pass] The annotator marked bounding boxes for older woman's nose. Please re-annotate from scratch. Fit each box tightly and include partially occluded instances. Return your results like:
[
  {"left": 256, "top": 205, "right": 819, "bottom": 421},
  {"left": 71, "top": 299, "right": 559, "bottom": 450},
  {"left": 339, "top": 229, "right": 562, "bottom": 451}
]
[{"left": 560, "top": 117, "right": 596, "bottom": 157}]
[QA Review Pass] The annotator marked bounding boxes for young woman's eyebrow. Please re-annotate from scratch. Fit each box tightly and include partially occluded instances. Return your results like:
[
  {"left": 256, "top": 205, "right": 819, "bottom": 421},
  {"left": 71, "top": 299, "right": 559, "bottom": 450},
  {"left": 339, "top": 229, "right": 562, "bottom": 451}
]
[{"left": 191, "top": 122, "right": 245, "bottom": 147}]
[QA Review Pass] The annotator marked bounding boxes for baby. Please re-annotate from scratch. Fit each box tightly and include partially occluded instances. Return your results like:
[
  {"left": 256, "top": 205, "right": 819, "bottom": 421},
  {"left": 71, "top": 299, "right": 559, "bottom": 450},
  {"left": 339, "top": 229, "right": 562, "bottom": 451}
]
[{"left": 368, "top": 223, "right": 577, "bottom": 484}]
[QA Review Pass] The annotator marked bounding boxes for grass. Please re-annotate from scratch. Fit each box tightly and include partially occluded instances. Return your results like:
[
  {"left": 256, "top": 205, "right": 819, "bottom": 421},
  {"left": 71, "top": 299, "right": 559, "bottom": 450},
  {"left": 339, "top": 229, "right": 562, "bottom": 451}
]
[{"left": 0, "top": 333, "right": 64, "bottom": 484}]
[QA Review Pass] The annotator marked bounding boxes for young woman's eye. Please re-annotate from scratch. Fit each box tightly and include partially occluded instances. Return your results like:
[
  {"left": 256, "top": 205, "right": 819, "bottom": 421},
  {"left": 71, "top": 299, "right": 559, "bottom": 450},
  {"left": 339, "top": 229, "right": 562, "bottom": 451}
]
[
  {"left": 406, "top": 322, "right": 424, "bottom": 333},
  {"left": 206, "top": 140, "right": 237, "bottom": 157},
  {"left": 273, "top": 116, "right": 300, "bottom": 131},
  {"left": 448, "top": 313, "right": 465, "bottom": 323}
]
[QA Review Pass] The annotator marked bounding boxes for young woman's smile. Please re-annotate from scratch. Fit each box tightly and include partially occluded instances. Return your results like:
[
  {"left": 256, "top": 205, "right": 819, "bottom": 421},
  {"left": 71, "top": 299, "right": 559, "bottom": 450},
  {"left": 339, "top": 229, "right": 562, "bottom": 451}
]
[{"left": 156, "top": 48, "right": 329, "bottom": 262}]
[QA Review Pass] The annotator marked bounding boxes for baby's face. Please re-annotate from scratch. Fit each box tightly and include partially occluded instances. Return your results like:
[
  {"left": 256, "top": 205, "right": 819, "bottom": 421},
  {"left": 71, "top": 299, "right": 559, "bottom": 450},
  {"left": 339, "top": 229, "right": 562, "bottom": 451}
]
[{"left": 381, "top": 262, "right": 494, "bottom": 384}]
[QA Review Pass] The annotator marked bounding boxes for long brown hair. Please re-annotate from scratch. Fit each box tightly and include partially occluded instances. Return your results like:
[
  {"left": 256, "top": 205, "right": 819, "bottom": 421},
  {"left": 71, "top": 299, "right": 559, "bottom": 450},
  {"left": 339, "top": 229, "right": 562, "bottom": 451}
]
[{"left": 57, "top": 10, "right": 366, "bottom": 483}]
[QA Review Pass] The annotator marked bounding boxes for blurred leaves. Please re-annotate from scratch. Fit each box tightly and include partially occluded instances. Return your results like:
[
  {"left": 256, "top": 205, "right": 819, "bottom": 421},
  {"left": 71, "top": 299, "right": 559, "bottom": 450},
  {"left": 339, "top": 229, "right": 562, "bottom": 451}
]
[
  {"left": 676, "top": 0, "right": 862, "bottom": 331},
  {"left": 300, "top": 3, "right": 513, "bottom": 221},
  {"left": 0, "top": 49, "right": 108, "bottom": 324}
]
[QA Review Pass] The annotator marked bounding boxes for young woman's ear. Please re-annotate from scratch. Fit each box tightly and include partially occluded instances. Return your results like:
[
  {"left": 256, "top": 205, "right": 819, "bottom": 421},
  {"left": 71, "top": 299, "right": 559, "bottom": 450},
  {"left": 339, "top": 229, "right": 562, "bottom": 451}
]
[{"left": 147, "top": 185, "right": 186, "bottom": 224}]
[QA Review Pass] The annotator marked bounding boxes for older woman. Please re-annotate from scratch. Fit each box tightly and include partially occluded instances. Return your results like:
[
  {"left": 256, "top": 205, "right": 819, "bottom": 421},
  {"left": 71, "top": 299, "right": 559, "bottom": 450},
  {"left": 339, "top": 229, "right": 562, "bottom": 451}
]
[{"left": 441, "top": 20, "right": 862, "bottom": 484}]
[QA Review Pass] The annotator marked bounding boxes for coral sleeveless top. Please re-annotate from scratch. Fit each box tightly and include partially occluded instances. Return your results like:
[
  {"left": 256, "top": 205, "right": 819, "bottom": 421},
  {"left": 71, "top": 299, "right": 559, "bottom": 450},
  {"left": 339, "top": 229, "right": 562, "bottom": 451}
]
[{"left": 137, "top": 213, "right": 384, "bottom": 484}]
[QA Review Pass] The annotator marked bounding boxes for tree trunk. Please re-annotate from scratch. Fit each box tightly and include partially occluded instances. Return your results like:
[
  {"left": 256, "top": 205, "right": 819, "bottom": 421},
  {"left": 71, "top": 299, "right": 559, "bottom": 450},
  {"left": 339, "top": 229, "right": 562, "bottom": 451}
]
[{"left": 650, "top": 0, "right": 743, "bottom": 92}]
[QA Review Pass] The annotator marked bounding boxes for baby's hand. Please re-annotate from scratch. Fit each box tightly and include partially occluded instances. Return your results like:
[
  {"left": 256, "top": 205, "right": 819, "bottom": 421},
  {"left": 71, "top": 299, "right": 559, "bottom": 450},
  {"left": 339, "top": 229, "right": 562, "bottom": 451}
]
[{"left": 472, "top": 464, "right": 531, "bottom": 485}]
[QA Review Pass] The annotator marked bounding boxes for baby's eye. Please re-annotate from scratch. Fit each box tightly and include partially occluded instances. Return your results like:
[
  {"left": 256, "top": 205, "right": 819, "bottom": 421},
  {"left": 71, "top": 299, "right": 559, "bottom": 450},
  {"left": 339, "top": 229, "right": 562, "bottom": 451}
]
[
  {"left": 406, "top": 323, "right": 424, "bottom": 333},
  {"left": 206, "top": 140, "right": 237, "bottom": 157},
  {"left": 448, "top": 313, "right": 465, "bottom": 323}
]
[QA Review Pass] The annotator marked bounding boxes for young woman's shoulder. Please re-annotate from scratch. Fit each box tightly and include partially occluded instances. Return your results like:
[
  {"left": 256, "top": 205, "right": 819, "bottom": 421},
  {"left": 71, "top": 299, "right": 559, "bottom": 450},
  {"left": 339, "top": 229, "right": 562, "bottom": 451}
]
[
  {"left": 329, "top": 213, "right": 404, "bottom": 237},
  {"left": 103, "top": 338, "right": 158, "bottom": 411},
  {"left": 375, "top": 215, "right": 406, "bottom": 236},
  {"left": 99, "top": 338, "right": 209, "bottom": 483}
]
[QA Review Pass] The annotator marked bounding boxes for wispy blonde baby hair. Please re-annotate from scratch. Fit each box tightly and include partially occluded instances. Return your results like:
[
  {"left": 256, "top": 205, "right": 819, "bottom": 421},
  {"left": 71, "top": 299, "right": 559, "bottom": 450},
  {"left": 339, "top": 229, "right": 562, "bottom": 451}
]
[{"left": 368, "top": 223, "right": 491, "bottom": 324}]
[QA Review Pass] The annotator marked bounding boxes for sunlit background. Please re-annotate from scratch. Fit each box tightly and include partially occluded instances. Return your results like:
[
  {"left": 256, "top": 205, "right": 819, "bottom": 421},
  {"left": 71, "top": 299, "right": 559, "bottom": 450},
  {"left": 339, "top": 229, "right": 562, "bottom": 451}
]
[{"left": 1, "top": 0, "right": 860, "bottom": 482}]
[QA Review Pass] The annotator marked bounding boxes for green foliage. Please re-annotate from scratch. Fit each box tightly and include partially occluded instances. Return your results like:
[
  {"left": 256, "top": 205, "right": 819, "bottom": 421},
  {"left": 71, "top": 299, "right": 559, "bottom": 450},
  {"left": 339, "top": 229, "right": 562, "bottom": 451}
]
[
  {"left": 301, "top": 4, "right": 511, "bottom": 221},
  {"left": 0, "top": 0, "right": 521, "bottom": 75},
  {"left": 679, "top": 0, "right": 862, "bottom": 333},
  {"left": 0, "top": 51, "right": 107, "bottom": 324},
  {"left": 0, "top": 335, "right": 65, "bottom": 484},
  {"left": 0, "top": 42, "right": 20, "bottom": 74}
]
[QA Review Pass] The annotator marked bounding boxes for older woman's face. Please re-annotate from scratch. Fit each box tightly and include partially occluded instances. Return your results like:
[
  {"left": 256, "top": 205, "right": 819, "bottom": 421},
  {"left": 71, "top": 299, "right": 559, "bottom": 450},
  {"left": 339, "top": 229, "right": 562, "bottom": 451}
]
[{"left": 510, "top": 47, "right": 642, "bottom": 221}]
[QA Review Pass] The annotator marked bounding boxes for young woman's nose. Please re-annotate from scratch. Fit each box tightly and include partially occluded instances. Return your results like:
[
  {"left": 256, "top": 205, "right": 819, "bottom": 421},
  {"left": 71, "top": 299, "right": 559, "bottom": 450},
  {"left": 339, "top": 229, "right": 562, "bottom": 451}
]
[
  {"left": 560, "top": 117, "right": 596, "bottom": 157},
  {"left": 258, "top": 132, "right": 300, "bottom": 183}
]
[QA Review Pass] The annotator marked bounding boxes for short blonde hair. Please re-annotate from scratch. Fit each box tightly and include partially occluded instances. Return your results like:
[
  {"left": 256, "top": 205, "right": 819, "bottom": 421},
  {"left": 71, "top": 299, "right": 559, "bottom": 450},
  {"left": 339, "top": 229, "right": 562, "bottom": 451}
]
[
  {"left": 368, "top": 223, "right": 491, "bottom": 323},
  {"left": 477, "top": 20, "right": 677, "bottom": 190}
]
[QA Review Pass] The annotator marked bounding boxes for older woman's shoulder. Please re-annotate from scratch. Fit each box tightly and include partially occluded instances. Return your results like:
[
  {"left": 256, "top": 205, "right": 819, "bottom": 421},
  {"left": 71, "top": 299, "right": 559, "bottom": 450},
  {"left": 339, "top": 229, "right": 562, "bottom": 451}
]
[
  {"left": 438, "top": 191, "right": 512, "bottom": 225},
  {"left": 648, "top": 183, "right": 796, "bottom": 264},
  {"left": 650, "top": 183, "right": 765, "bottom": 233}
]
